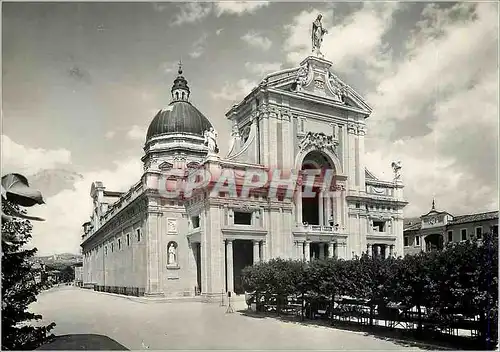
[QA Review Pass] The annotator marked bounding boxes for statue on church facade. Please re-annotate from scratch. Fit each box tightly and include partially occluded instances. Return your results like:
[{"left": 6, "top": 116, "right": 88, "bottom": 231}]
[
  {"left": 204, "top": 127, "right": 219, "bottom": 154},
  {"left": 391, "top": 161, "right": 402, "bottom": 181},
  {"left": 168, "top": 243, "right": 177, "bottom": 265},
  {"left": 312, "top": 14, "right": 328, "bottom": 57}
]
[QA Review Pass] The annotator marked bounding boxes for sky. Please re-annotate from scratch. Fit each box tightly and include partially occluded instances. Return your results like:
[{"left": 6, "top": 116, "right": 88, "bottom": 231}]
[{"left": 2, "top": 1, "right": 499, "bottom": 255}]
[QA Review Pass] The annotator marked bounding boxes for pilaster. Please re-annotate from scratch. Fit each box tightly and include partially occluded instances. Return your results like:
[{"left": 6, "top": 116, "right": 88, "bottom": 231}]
[
  {"left": 328, "top": 242, "right": 335, "bottom": 258},
  {"left": 226, "top": 239, "right": 234, "bottom": 294},
  {"left": 347, "top": 122, "right": 357, "bottom": 190},
  {"left": 357, "top": 126, "right": 366, "bottom": 191},
  {"left": 304, "top": 241, "right": 311, "bottom": 262},
  {"left": 145, "top": 209, "right": 164, "bottom": 296},
  {"left": 253, "top": 240, "right": 260, "bottom": 264}
]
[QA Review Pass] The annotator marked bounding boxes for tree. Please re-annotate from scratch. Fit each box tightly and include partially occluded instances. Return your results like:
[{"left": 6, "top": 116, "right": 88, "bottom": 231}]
[
  {"left": 1, "top": 201, "right": 55, "bottom": 350},
  {"left": 59, "top": 266, "right": 75, "bottom": 283}
]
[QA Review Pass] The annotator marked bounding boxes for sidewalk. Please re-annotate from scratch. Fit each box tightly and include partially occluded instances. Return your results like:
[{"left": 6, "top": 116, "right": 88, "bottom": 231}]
[
  {"left": 37, "top": 334, "right": 128, "bottom": 350},
  {"left": 85, "top": 287, "right": 248, "bottom": 305}
]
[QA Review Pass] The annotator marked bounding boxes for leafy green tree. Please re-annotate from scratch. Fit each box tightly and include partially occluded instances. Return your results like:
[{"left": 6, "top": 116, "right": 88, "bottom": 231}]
[{"left": 1, "top": 201, "right": 55, "bottom": 350}]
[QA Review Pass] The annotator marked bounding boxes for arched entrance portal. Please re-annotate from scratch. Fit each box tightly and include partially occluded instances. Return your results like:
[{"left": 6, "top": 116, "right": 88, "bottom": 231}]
[
  {"left": 425, "top": 234, "right": 443, "bottom": 252},
  {"left": 301, "top": 151, "right": 335, "bottom": 226}
]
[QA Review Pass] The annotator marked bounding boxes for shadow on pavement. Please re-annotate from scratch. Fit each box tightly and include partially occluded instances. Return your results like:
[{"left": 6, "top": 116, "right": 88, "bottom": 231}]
[
  {"left": 237, "top": 309, "right": 469, "bottom": 350},
  {"left": 36, "top": 334, "right": 129, "bottom": 350}
]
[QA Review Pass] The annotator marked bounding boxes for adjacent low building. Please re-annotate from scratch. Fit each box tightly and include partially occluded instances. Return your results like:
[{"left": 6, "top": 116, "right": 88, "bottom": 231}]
[
  {"left": 403, "top": 200, "right": 498, "bottom": 255},
  {"left": 74, "top": 262, "right": 83, "bottom": 287}
]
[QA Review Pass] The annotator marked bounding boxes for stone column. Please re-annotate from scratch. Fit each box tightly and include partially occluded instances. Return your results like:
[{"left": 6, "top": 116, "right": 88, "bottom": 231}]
[
  {"left": 389, "top": 244, "right": 394, "bottom": 258},
  {"left": 296, "top": 190, "right": 303, "bottom": 225},
  {"left": 226, "top": 240, "right": 234, "bottom": 294},
  {"left": 367, "top": 243, "right": 372, "bottom": 257},
  {"left": 304, "top": 241, "right": 311, "bottom": 262},
  {"left": 253, "top": 240, "right": 260, "bottom": 264},
  {"left": 297, "top": 241, "right": 304, "bottom": 260},
  {"left": 261, "top": 241, "right": 267, "bottom": 261},
  {"left": 376, "top": 245, "right": 381, "bottom": 258},
  {"left": 326, "top": 196, "right": 332, "bottom": 225},
  {"left": 319, "top": 192, "right": 324, "bottom": 226},
  {"left": 319, "top": 243, "right": 325, "bottom": 259},
  {"left": 336, "top": 193, "right": 342, "bottom": 227},
  {"left": 384, "top": 245, "right": 389, "bottom": 259},
  {"left": 328, "top": 242, "right": 335, "bottom": 258}
]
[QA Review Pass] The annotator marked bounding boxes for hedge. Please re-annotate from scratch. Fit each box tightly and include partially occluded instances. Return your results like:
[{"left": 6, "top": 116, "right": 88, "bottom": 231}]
[{"left": 242, "top": 231, "right": 498, "bottom": 349}]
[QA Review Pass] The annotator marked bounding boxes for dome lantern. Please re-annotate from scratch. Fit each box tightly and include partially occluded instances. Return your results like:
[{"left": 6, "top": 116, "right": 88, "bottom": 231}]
[{"left": 171, "top": 60, "right": 190, "bottom": 102}]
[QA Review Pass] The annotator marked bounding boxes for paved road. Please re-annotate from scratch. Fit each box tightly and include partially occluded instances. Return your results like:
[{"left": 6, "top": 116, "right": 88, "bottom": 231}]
[{"left": 31, "top": 286, "right": 424, "bottom": 350}]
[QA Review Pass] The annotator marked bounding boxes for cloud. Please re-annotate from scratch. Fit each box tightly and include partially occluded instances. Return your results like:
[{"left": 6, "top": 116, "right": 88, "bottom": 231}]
[
  {"left": 152, "top": 3, "right": 169, "bottom": 13},
  {"left": 189, "top": 33, "right": 209, "bottom": 58},
  {"left": 364, "top": 2, "right": 498, "bottom": 217},
  {"left": 169, "top": 2, "right": 269, "bottom": 26},
  {"left": 244, "top": 61, "right": 282, "bottom": 77},
  {"left": 1, "top": 135, "right": 72, "bottom": 175},
  {"left": 241, "top": 31, "right": 272, "bottom": 51},
  {"left": 105, "top": 131, "right": 116, "bottom": 139},
  {"left": 127, "top": 125, "right": 146, "bottom": 141},
  {"left": 160, "top": 61, "right": 178, "bottom": 74},
  {"left": 210, "top": 79, "right": 257, "bottom": 102},
  {"left": 68, "top": 65, "right": 92, "bottom": 84},
  {"left": 29, "top": 157, "right": 143, "bottom": 255},
  {"left": 214, "top": 1, "right": 269, "bottom": 16},
  {"left": 283, "top": 3, "right": 402, "bottom": 76},
  {"left": 170, "top": 3, "right": 212, "bottom": 26}
]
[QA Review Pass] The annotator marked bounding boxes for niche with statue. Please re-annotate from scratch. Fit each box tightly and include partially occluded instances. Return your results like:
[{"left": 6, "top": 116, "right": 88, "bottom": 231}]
[{"left": 166, "top": 241, "right": 179, "bottom": 269}]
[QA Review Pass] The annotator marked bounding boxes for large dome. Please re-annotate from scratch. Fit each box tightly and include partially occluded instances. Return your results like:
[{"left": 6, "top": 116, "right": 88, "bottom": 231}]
[
  {"left": 146, "top": 101, "right": 213, "bottom": 140},
  {"left": 146, "top": 62, "right": 213, "bottom": 141}
]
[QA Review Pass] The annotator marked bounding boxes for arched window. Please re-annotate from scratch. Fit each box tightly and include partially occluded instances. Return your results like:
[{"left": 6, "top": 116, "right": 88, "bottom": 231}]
[
  {"left": 182, "top": 92, "right": 185, "bottom": 100},
  {"left": 175, "top": 91, "right": 179, "bottom": 100}
]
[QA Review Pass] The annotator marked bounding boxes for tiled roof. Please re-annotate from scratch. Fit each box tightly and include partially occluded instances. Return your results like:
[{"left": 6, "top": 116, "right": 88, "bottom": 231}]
[
  {"left": 403, "top": 217, "right": 421, "bottom": 231},
  {"left": 449, "top": 211, "right": 499, "bottom": 225},
  {"left": 404, "top": 222, "right": 422, "bottom": 231}
]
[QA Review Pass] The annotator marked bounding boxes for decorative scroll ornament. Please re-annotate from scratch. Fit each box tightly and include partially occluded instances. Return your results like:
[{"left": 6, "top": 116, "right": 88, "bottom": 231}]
[
  {"left": 299, "top": 132, "right": 338, "bottom": 151},
  {"left": 328, "top": 72, "right": 348, "bottom": 104},
  {"left": 371, "top": 186, "right": 386, "bottom": 195},
  {"left": 314, "top": 79, "right": 325, "bottom": 90},
  {"left": 347, "top": 122, "right": 357, "bottom": 134},
  {"left": 294, "top": 63, "right": 312, "bottom": 92}
]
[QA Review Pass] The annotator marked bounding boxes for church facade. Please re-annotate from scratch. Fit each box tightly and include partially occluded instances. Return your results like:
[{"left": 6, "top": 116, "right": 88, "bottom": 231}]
[{"left": 81, "top": 53, "right": 408, "bottom": 300}]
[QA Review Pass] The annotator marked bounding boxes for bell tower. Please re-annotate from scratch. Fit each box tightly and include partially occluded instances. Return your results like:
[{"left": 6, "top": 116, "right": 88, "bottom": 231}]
[{"left": 171, "top": 61, "right": 190, "bottom": 102}]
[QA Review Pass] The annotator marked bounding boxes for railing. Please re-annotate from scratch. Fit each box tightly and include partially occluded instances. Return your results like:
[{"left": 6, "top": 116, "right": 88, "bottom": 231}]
[{"left": 295, "top": 224, "right": 341, "bottom": 233}]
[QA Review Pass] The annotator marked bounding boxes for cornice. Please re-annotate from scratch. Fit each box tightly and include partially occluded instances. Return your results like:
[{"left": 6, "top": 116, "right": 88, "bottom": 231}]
[
  {"left": 81, "top": 194, "right": 148, "bottom": 247},
  {"left": 267, "top": 88, "right": 370, "bottom": 117}
]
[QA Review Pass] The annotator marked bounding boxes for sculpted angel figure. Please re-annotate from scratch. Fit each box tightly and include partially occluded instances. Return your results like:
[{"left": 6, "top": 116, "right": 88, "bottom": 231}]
[
  {"left": 391, "top": 161, "right": 402, "bottom": 180},
  {"left": 312, "top": 14, "right": 328, "bottom": 57},
  {"left": 204, "top": 127, "right": 219, "bottom": 154}
]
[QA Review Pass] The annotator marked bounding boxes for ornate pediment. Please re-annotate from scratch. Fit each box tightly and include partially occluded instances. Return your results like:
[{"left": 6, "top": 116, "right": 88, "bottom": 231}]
[
  {"left": 186, "top": 161, "right": 200, "bottom": 169},
  {"left": 299, "top": 132, "right": 338, "bottom": 152},
  {"left": 158, "top": 161, "right": 174, "bottom": 170},
  {"left": 252, "top": 56, "right": 372, "bottom": 116}
]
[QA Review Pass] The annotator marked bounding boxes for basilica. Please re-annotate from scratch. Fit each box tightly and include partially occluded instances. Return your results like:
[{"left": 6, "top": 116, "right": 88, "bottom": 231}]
[{"left": 81, "top": 47, "right": 408, "bottom": 299}]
